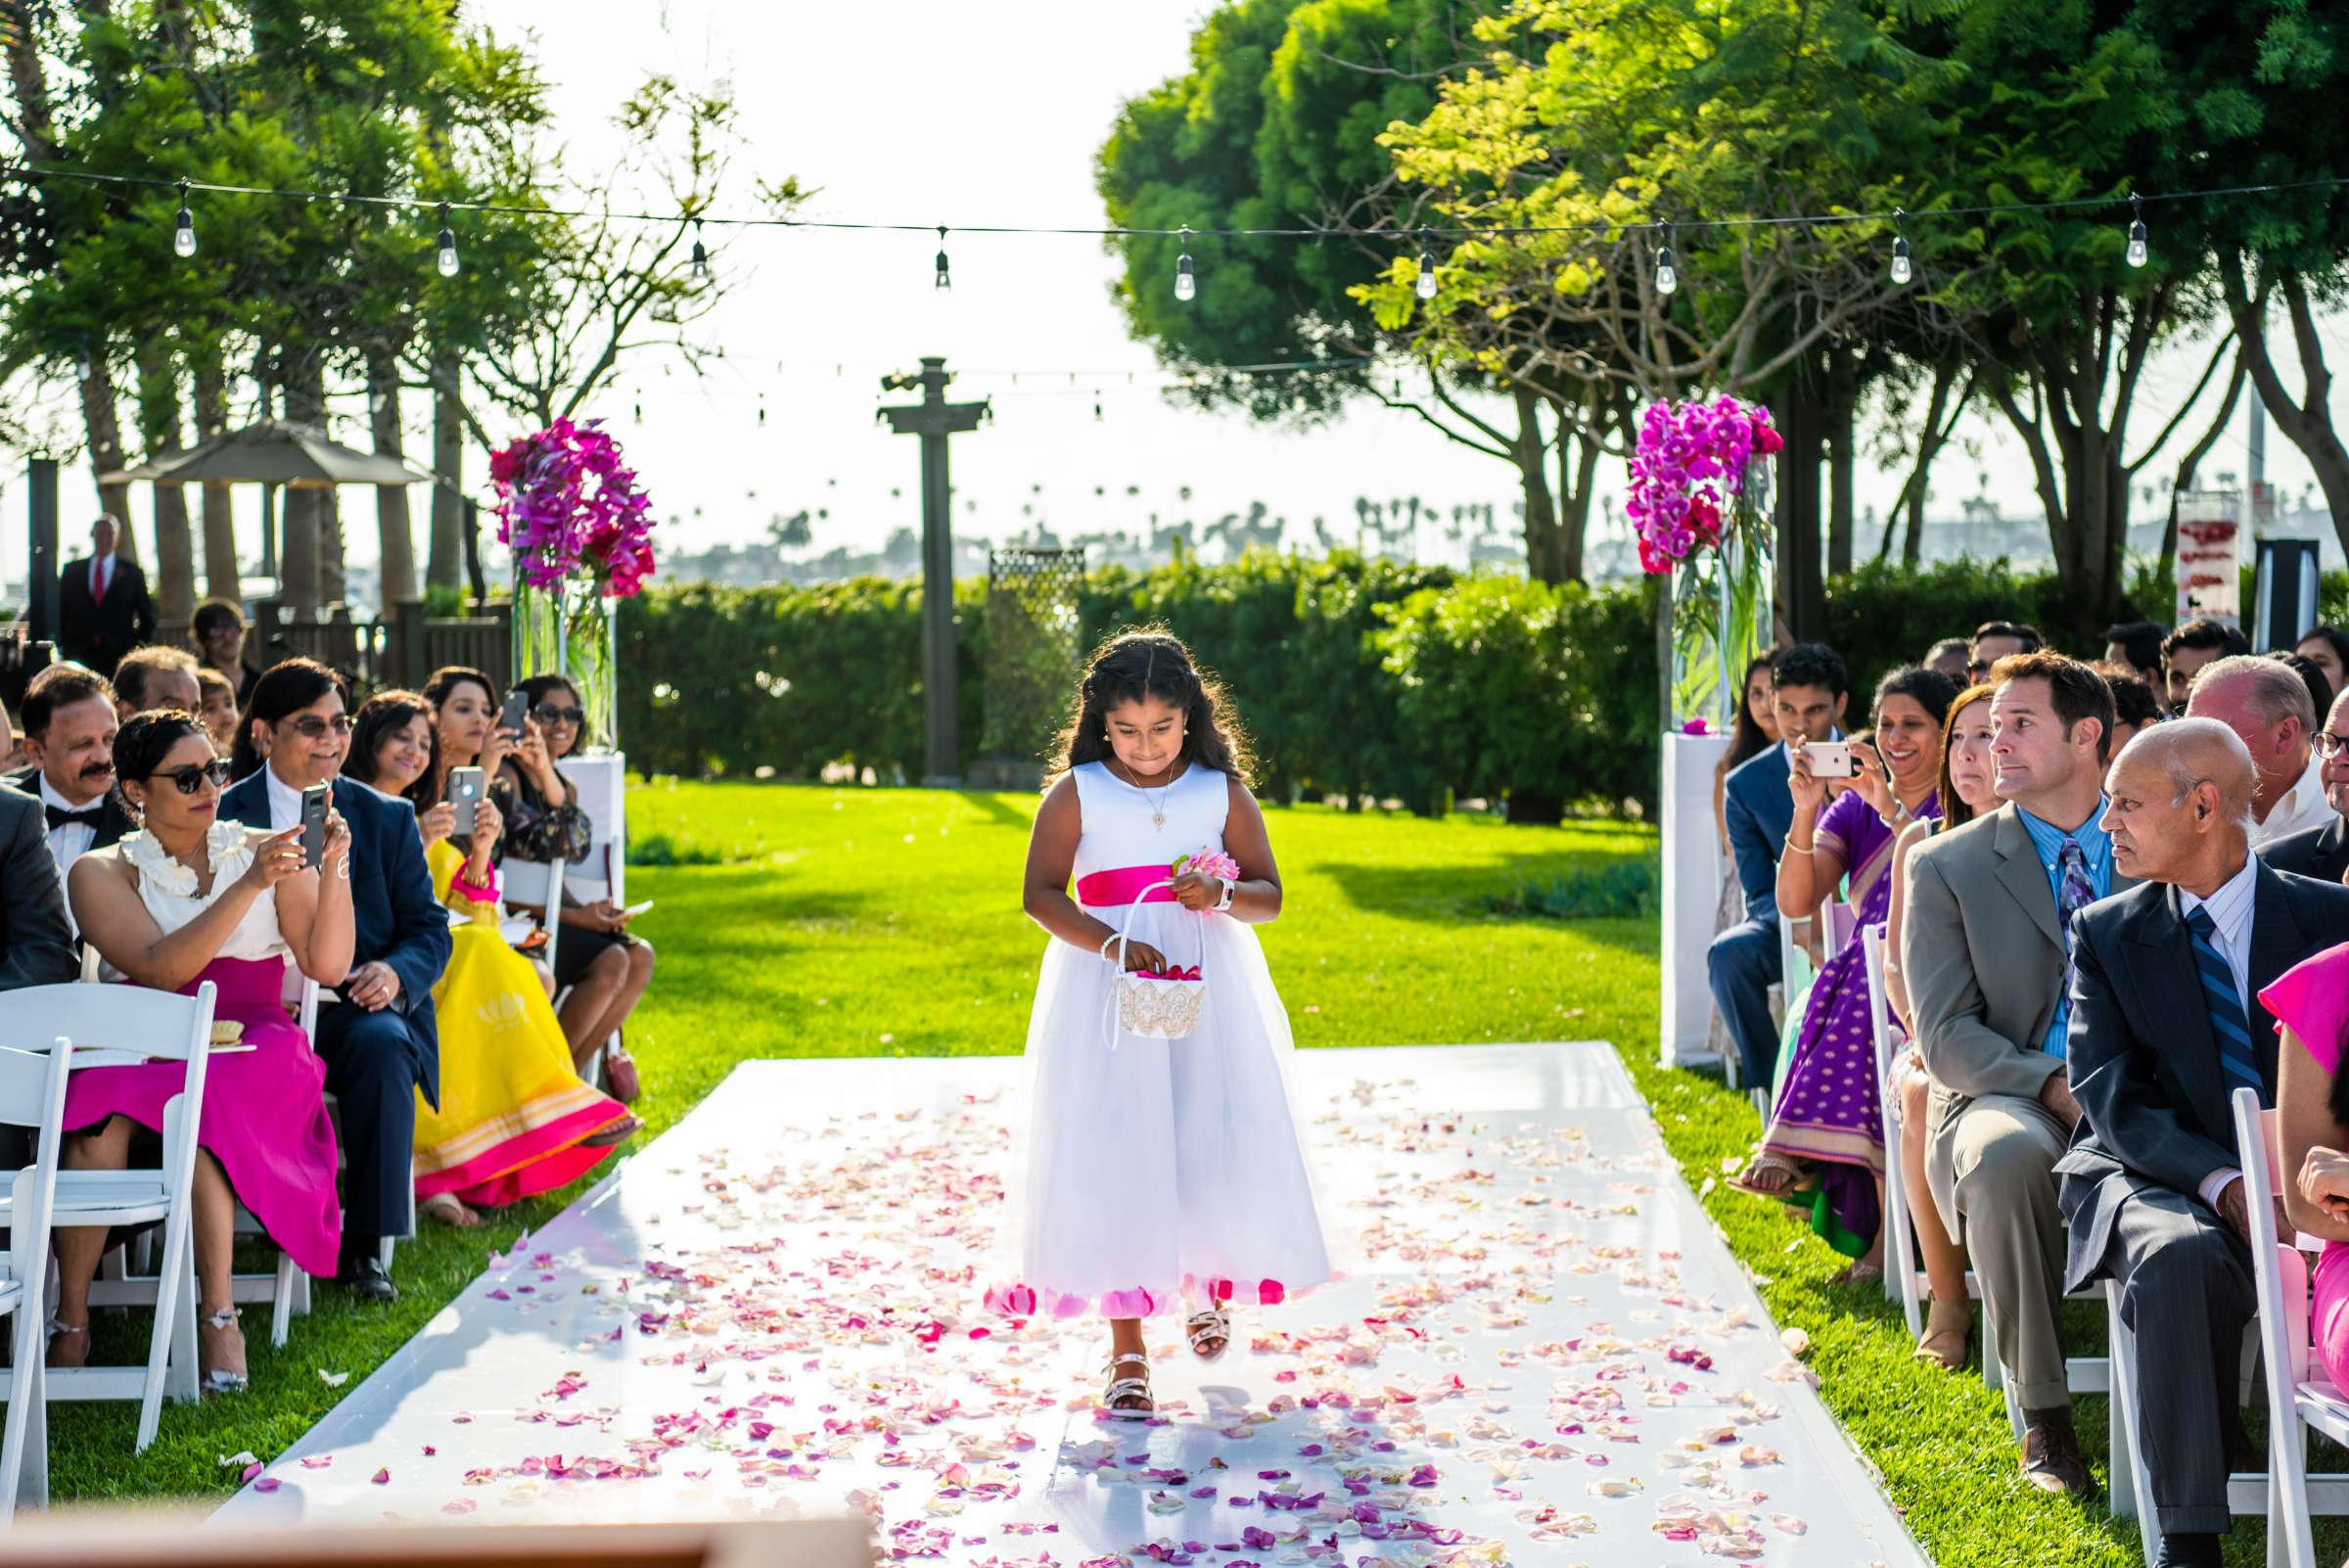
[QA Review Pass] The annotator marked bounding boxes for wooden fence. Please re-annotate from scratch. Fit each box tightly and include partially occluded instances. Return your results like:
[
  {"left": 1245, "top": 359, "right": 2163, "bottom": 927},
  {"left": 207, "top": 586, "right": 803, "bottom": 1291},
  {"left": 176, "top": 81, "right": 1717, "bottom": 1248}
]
[{"left": 253, "top": 598, "right": 512, "bottom": 695}]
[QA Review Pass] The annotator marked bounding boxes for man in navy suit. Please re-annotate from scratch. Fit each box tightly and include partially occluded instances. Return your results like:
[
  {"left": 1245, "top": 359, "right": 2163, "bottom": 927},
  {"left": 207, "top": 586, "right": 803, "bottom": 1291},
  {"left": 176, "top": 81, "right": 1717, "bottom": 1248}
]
[
  {"left": 219, "top": 659, "right": 449, "bottom": 1303},
  {"left": 1708, "top": 643, "right": 1850, "bottom": 1088}
]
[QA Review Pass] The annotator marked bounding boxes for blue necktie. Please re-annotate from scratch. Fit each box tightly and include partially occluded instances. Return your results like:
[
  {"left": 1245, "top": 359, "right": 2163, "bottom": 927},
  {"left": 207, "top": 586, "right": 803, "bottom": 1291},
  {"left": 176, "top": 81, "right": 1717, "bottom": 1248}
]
[{"left": 2186, "top": 905, "right": 2267, "bottom": 1105}]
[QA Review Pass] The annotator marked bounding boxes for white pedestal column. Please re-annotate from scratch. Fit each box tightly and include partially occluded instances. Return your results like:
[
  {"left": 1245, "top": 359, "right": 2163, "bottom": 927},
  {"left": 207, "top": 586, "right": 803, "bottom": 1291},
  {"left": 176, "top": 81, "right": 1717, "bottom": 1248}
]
[{"left": 1659, "top": 732, "right": 1730, "bottom": 1069}]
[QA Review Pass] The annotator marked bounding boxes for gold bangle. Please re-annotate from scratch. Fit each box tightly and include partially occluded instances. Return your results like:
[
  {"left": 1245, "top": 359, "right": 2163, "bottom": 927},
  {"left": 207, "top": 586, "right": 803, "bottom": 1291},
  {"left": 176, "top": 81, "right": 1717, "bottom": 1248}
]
[{"left": 1783, "top": 839, "right": 1815, "bottom": 855}]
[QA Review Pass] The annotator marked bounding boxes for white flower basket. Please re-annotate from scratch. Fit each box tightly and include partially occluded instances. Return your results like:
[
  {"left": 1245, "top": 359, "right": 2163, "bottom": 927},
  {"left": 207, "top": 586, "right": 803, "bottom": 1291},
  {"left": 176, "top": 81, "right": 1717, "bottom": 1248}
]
[{"left": 1105, "top": 879, "right": 1207, "bottom": 1044}]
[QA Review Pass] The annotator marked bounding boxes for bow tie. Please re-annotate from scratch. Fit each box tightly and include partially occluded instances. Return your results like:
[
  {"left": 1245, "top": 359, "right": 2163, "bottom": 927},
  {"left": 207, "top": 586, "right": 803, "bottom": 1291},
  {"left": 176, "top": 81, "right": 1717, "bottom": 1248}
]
[{"left": 46, "top": 802, "right": 105, "bottom": 831}]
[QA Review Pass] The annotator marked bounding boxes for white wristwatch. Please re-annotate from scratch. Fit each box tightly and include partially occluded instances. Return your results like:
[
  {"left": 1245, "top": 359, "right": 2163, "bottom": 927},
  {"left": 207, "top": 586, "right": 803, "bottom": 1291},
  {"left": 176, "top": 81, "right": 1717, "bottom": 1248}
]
[{"left": 1214, "top": 876, "right": 1235, "bottom": 913}]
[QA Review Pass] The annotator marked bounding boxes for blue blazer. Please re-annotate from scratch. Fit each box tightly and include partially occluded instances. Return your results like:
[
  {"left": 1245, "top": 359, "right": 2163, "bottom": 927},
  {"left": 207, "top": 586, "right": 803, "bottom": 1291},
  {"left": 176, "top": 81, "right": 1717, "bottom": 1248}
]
[
  {"left": 1722, "top": 745, "right": 1795, "bottom": 926},
  {"left": 218, "top": 771, "right": 449, "bottom": 1105}
]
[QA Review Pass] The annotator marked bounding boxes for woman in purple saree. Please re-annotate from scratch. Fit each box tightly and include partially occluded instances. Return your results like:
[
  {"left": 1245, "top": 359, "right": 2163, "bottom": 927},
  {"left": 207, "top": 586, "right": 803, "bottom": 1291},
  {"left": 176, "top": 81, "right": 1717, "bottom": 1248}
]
[{"left": 1730, "top": 666, "right": 1960, "bottom": 1280}]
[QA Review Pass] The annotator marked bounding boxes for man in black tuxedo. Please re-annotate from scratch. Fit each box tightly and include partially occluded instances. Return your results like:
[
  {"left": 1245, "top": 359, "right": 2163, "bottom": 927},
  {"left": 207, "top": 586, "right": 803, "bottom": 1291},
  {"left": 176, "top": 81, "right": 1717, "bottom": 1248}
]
[
  {"left": 2265, "top": 683, "right": 2346, "bottom": 885},
  {"left": 56, "top": 515, "right": 156, "bottom": 678},
  {"left": 4, "top": 667, "right": 134, "bottom": 892},
  {"left": 2056, "top": 718, "right": 2349, "bottom": 1567},
  {"left": 218, "top": 659, "right": 448, "bottom": 1303}
]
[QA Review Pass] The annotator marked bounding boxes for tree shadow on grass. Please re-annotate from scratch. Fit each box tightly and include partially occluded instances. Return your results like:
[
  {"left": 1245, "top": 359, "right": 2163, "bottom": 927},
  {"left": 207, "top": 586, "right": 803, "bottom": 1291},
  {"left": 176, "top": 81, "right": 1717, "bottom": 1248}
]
[
  {"left": 633, "top": 868, "right": 873, "bottom": 965},
  {"left": 1315, "top": 849, "right": 1661, "bottom": 955},
  {"left": 956, "top": 790, "right": 1041, "bottom": 833}
]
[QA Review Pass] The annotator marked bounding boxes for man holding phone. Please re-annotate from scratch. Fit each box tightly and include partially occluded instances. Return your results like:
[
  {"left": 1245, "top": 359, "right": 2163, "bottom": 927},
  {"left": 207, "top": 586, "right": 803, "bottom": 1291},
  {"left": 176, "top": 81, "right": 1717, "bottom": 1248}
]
[
  {"left": 1708, "top": 643, "right": 1850, "bottom": 1090},
  {"left": 219, "top": 659, "right": 450, "bottom": 1303}
]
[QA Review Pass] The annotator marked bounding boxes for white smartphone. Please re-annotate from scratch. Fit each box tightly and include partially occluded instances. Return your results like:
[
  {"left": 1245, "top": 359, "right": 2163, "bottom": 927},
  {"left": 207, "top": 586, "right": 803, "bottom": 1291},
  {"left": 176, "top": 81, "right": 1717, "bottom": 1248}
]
[
  {"left": 1802, "top": 740, "right": 1863, "bottom": 778},
  {"left": 621, "top": 899, "right": 654, "bottom": 919}
]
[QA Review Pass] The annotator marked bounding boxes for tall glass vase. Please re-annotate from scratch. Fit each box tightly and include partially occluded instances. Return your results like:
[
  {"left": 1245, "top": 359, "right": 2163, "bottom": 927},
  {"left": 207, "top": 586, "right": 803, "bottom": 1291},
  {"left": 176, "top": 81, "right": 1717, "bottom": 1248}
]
[
  {"left": 512, "top": 577, "right": 619, "bottom": 753},
  {"left": 1668, "top": 459, "right": 1776, "bottom": 730}
]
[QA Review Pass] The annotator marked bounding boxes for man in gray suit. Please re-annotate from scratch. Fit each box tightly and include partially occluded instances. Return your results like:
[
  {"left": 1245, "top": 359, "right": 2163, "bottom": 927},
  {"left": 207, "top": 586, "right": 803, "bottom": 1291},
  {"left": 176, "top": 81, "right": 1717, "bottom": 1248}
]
[
  {"left": 2057, "top": 721, "right": 2349, "bottom": 1568},
  {"left": 0, "top": 780, "right": 75, "bottom": 988},
  {"left": 1903, "top": 652, "right": 2124, "bottom": 1498}
]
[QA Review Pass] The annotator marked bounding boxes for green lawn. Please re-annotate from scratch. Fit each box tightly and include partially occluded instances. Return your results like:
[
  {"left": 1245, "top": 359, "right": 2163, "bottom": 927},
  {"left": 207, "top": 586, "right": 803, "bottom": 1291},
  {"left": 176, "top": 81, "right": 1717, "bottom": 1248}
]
[{"left": 32, "top": 781, "right": 2322, "bottom": 1565}]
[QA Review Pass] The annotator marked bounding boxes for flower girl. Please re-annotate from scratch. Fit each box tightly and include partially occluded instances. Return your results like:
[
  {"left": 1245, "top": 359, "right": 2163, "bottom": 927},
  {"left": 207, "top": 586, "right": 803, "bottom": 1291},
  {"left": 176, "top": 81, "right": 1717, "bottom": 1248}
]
[{"left": 990, "top": 630, "right": 1330, "bottom": 1418}]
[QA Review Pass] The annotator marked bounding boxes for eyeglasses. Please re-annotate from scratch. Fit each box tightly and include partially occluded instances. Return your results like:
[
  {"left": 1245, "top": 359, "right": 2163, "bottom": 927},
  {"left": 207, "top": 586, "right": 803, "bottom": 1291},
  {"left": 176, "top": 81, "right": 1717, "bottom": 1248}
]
[
  {"left": 148, "top": 759, "right": 231, "bottom": 796},
  {"left": 2317, "top": 731, "right": 2349, "bottom": 761},
  {"left": 532, "top": 703, "right": 584, "bottom": 725},
  {"left": 283, "top": 714, "right": 354, "bottom": 738},
  {"left": 1966, "top": 661, "right": 1990, "bottom": 678}
]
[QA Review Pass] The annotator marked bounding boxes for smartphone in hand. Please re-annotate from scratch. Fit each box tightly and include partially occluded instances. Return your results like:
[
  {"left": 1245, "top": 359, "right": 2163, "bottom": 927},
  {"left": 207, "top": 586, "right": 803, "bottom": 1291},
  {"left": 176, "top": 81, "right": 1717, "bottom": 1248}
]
[
  {"left": 1802, "top": 740, "right": 1864, "bottom": 778},
  {"left": 500, "top": 689, "right": 530, "bottom": 737},
  {"left": 447, "top": 766, "right": 485, "bottom": 837},
  {"left": 299, "top": 783, "right": 331, "bottom": 869}
]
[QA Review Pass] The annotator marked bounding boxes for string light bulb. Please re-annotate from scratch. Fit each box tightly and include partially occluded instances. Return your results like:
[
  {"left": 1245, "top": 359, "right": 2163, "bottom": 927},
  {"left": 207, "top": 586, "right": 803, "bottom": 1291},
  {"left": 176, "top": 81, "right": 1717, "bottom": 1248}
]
[
  {"left": 1415, "top": 226, "right": 1438, "bottom": 301},
  {"left": 2125, "top": 193, "right": 2148, "bottom": 268},
  {"left": 690, "top": 217, "right": 710, "bottom": 285},
  {"left": 1890, "top": 208, "right": 1911, "bottom": 286},
  {"left": 933, "top": 225, "right": 951, "bottom": 291},
  {"left": 1174, "top": 225, "right": 1195, "bottom": 302},
  {"left": 435, "top": 203, "right": 459, "bottom": 277},
  {"left": 1653, "top": 222, "right": 1678, "bottom": 297},
  {"left": 171, "top": 180, "right": 196, "bottom": 257}
]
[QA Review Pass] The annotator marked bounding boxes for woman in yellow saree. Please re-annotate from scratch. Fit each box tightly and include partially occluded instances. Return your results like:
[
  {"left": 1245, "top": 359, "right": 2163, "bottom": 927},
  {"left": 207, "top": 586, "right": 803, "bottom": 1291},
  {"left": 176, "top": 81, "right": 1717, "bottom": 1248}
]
[{"left": 344, "top": 689, "right": 637, "bottom": 1227}]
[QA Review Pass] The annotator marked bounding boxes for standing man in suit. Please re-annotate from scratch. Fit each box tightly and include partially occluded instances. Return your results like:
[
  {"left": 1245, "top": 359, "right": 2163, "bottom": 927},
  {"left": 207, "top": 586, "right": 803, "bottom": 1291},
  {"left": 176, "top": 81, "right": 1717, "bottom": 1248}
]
[
  {"left": 56, "top": 515, "right": 156, "bottom": 678},
  {"left": 4, "top": 667, "right": 135, "bottom": 888},
  {"left": 1708, "top": 642, "right": 1849, "bottom": 1091},
  {"left": 2245, "top": 680, "right": 2344, "bottom": 884},
  {"left": 1903, "top": 652, "right": 2124, "bottom": 1498},
  {"left": 219, "top": 659, "right": 450, "bottom": 1303},
  {"left": 2057, "top": 719, "right": 2349, "bottom": 1568}
]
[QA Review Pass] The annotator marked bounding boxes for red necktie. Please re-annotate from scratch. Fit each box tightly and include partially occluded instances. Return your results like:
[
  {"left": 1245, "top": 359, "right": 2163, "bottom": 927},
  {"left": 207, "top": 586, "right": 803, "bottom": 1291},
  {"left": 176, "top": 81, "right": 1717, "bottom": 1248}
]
[{"left": 92, "top": 557, "right": 108, "bottom": 603}]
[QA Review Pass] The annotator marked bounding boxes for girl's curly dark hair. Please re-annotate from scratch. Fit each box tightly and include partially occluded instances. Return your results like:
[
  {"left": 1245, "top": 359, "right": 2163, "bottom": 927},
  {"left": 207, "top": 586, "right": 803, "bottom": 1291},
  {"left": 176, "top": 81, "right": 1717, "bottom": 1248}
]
[{"left": 1046, "top": 627, "right": 1254, "bottom": 788}]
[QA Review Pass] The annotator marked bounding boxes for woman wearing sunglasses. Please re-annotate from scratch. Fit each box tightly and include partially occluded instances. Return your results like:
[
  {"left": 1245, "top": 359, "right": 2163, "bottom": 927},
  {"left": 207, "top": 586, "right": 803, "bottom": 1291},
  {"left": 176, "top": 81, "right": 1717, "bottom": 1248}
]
[
  {"left": 499, "top": 672, "right": 655, "bottom": 1099},
  {"left": 56, "top": 709, "right": 354, "bottom": 1395}
]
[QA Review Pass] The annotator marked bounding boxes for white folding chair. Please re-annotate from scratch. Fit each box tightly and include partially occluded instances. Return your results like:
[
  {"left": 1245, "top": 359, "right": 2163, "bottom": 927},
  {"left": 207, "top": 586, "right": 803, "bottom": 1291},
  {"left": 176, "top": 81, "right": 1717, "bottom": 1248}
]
[
  {"left": 500, "top": 855, "right": 565, "bottom": 979},
  {"left": 0, "top": 982, "right": 214, "bottom": 1453},
  {"left": 2232, "top": 1086, "right": 2349, "bottom": 1568},
  {"left": 0, "top": 1039, "right": 73, "bottom": 1518}
]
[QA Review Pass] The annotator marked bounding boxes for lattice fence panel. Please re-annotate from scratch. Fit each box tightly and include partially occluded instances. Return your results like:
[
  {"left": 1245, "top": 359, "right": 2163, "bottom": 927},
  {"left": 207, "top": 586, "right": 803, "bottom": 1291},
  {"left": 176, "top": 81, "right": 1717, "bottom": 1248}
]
[{"left": 984, "top": 547, "right": 1086, "bottom": 765}]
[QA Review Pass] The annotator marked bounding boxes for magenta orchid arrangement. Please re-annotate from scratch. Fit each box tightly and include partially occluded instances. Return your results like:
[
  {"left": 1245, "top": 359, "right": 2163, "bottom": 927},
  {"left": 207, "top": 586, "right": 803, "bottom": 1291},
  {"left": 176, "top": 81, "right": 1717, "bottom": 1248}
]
[
  {"left": 488, "top": 418, "right": 659, "bottom": 599},
  {"left": 1625, "top": 394, "right": 1783, "bottom": 575}
]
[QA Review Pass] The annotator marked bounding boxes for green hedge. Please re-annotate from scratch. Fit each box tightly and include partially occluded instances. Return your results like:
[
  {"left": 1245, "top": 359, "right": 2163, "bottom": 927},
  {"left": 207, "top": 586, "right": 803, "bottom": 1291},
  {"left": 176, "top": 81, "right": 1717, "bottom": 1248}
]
[{"left": 614, "top": 554, "right": 2349, "bottom": 819}]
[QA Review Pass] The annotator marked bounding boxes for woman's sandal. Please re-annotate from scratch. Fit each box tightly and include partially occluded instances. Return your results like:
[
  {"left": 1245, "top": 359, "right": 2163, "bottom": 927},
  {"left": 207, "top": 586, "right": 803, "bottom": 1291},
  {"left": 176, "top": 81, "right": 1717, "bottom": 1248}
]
[
  {"left": 1101, "top": 1352, "right": 1154, "bottom": 1420},
  {"left": 421, "top": 1191, "right": 481, "bottom": 1228},
  {"left": 1725, "top": 1154, "right": 1816, "bottom": 1203},
  {"left": 581, "top": 1114, "right": 643, "bottom": 1148},
  {"left": 1913, "top": 1297, "right": 1972, "bottom": 1371},
  {"left": 199, "top": 1305, "right": 249, "bottom": 1396},
  {"left": 45, "top": 1317, "right": 87, "bottom": 1369},
  {"left": 1185, "top": 1307, "right": 1231, "bottom": 1362},
  {"left": 1830, "top": 1257, "right": 1884, "bottom": 1288}
]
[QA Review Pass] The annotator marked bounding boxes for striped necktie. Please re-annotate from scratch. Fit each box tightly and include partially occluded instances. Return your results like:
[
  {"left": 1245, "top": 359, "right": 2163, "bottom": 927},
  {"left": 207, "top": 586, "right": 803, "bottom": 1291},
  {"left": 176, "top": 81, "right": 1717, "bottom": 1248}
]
[{"left": 2186, "top": 905, "right": 2267, "bottom": 1105}]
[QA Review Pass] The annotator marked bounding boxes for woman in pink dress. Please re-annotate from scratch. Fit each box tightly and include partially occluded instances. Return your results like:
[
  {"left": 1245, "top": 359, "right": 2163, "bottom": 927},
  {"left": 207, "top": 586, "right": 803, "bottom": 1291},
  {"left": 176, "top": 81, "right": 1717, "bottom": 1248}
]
[
  {"left": 2275, "top": 940, "right": 2349, "bottom": 1392},
  {"left": 57, "top": 710, "right": 354, "bottom": 1395}
]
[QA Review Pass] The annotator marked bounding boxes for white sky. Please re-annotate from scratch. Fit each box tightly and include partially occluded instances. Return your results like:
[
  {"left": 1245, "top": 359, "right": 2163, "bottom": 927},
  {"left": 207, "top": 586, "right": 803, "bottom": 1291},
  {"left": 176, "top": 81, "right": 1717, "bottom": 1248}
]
[{"left": 5, "top": 0, "right": 2347, "bottom": 590}]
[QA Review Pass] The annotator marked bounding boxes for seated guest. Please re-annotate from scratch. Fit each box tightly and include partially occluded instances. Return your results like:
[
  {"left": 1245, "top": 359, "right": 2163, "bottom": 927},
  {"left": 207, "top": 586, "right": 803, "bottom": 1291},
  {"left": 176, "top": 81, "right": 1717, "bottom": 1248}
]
[
  {"left": 505, "top": 672, "right": 654, "bottom": 1094},
  {"left": 2185, "top": 655, "right": 2332, "bottom": 848},
  {"left": 0, "top": 700, "right": 22, "bottom": 772},
  {"left": 112, "top": 644, "right": 202, "bottom": 720},
  {"left": 1732, "top": 667, "right": 1958, "bottom": 1284},
  {"left": 1709, "top": 644, "right": 1849, "bottom": 1092},
  {"left": 2057, "top": 720, "right": 2349, "bottom": 1568},
  {"left": 57, "top": 710, "right": 353, "bottom": 1392},
  {"left": 220, "top": 659, "right": 451, "bottom": 1303},
  {"left": 1881, "top": 681, "right": 1998, "bottom": 1367},
  {"left": 2272, "top": 650, "right": 2335, "bottom": 731},
  {"left": 1923, "top": 638, "right": 1971, "bottom": 684},
  {"left": 191, "top": 597, "right": 263, "bottom": 703},
  {"left": 0, "top": 774, "right": 75, "bottom": 988},
  {"left": 344, "top": 692, "right": 634, "bottom": 1230},
  {"left": 2104, "top": 620, "right": 2169, "bottom": 689},
  {"left": 1967, "top": 621, "right": 2044, "bottom": 683},
  {"left": 2097, "top": 662, "right": 2167, "bottom": 751},
  {"left": 2164, "top": 619, "right": 2250, "bottom": 716},
  {"left": 1708, "top": 656, "right": 1781, "bottom": 1065},
  {"left": 1904, "top": 652, "right": 2123, "bottom": 1497},
  {"left": 2297, "top": 624, "right": 2349, "bottom": 705},
  {"left": 5, "top": 667, "right": 133, "bottom": 886},
  {"left": 193, "top": 665, "right": 239, "bottom": 756},
  {"left": 2266, "top": 685, "right": 2347, "bottom": 885},
  {"left": 2270, "top": 938, "right": 2349, "bottom": 1438}
]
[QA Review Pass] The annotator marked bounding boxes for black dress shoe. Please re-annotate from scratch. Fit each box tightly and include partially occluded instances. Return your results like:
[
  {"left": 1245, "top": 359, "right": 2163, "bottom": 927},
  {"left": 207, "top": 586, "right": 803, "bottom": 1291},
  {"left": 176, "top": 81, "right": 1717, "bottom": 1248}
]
[
  {"left": 2019, "top": 1417, "right": 2096, "bottom": 1499},
  {"left": 2154, "top": 1532, "right": 2224, "bottom": 1568},
  {"left": 334, "top": 1255, "right": 398, "bottom": 1303}
]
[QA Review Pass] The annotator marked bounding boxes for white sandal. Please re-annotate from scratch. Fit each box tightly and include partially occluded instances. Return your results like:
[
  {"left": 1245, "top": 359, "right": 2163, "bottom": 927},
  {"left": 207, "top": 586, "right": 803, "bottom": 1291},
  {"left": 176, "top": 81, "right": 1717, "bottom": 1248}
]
[
  {"left": 1101, "top": 1351, "right": 1153, "bottom": 1419},
  {"left": 199, "top": 1305, "right": 249, "bottom": 1396},
  {"left": 1185, "top": 1307, "right": 1231, "bottom": 1362}
]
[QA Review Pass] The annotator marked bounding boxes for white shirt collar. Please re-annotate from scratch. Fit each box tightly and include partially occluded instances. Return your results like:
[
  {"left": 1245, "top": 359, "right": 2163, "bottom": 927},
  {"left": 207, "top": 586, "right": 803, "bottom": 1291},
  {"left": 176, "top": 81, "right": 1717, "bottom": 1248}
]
[
  {"left": 36, "top": 772, "right": 82, "bottom": 811},
  {"left": 2253, "top": 751, "right": 2336, "bottom": 848},
  {"left": 261, "top": 762, "right": 305, "bottom": 833}
]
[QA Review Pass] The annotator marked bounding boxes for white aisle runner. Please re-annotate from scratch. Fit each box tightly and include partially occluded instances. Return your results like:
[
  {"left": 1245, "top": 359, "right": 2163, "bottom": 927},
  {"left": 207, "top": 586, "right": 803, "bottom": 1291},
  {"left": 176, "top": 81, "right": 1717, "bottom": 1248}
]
[{"left": 213, "top": 1043, "right": 1926, "bottom": 1567}]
